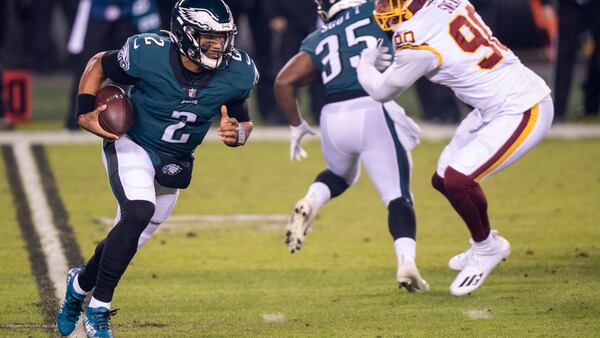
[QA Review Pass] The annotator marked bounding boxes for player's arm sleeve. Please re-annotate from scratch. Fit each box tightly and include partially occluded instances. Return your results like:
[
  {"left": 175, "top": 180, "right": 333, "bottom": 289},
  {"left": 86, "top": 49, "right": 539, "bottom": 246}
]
[
  {"left": 299, "top": 38, "right": 320, "bottom": 72},
  {"left": 225, "top": 100, "right": 250, "bottom": 122},
  {"left": 101, "top": 50, "right": 138, "bottom": 85},
  {"left": 225, "top": 52, "right": 259, "bottom": 123},
  {"left": 358, "top": 47, "right": 439, "bottom": 102},
  {"left": 114, "top": 36, "right": 142, "bottom": 78}
]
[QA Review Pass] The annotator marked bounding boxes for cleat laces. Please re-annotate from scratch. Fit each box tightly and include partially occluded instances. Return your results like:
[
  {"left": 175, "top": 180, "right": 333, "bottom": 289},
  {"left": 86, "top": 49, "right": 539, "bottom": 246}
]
[
  {"left": 60, "top": 291, "right": 84, "bottom": 322},
  {"left": 92, "top": 309, "right": 119, "bottom": 331}
]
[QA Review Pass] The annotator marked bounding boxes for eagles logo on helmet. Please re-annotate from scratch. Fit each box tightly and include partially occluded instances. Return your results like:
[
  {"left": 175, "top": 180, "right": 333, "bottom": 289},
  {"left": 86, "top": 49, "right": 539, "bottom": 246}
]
[
  {"left": 314, "top": 0, "right": 367, "bottom": 22},
  {"left": 168, "top": 0, "right": 237, "bottom": 70}
]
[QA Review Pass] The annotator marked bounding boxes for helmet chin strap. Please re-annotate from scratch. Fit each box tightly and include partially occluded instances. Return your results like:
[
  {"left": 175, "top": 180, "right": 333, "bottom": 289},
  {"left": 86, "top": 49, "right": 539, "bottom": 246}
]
[{"left": 164, "top": 29, "right": 184, "bottom": 54}]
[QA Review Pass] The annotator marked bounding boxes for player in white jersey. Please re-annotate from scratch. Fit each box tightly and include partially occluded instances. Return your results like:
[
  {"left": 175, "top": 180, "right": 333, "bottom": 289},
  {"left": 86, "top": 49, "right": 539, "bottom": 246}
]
[{"left": 357, "top": 0, "right": 554, "bottom": 296}]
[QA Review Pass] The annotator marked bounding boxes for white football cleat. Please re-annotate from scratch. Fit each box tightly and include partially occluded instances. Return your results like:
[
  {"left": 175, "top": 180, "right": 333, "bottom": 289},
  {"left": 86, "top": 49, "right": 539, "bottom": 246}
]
[
  {"left": 448, "top": 230, "right": 506, "bottom": 271},
  {"left": 285, "top": 197, "right": 316, "bottom": 253},
  {"left": 396, "top": 255, "right": 431, "bottom": 292},
  {"left": 450, "top": 233, "right": 511, "bottom": 296}
]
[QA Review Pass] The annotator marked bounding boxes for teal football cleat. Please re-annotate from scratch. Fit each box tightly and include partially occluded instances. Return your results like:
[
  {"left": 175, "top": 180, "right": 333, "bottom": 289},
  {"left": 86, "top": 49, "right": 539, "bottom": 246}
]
[
  {"left": 56, "top": 267, "right": 85, "bottom": 336},
  {"left": 84, "top": 307, "right": 118, "bottom": 338}
]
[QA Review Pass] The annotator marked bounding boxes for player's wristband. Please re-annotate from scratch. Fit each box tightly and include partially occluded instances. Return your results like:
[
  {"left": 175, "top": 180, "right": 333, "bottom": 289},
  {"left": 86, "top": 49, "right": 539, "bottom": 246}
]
[
  {"left": 236, "top": 124, "right": 246, "bottom": 145},
  {"left": 226, "top": 124, "right": 246, "bottom": 148},
  {"left": 76, "top": 94, "right": 96, "bottom": 121}
]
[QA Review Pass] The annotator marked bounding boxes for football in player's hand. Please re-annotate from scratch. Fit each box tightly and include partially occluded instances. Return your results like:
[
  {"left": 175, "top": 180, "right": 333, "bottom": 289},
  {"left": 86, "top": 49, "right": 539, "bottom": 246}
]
[{"left": 95, "top": 85, "right": 134, "bottom": 136}]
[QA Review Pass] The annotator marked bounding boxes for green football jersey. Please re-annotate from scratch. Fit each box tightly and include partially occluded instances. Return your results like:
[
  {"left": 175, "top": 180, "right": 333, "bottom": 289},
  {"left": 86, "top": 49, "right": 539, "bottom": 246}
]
[
  {"left": 117, "top": 33, "right": 259, "bottom": 159},
  {"left": 300, "top": 1, "right": 392, "bottom": 97}
]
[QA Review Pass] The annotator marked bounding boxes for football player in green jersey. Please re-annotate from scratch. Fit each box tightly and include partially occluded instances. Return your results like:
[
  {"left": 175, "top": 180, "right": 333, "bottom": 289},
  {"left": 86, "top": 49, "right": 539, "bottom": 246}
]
[
  {"left": 56, "top": 1, "right": 258, "bottom": 337},
  {"left": 275, "top": 0, "right": 429, "bottom": 293}
]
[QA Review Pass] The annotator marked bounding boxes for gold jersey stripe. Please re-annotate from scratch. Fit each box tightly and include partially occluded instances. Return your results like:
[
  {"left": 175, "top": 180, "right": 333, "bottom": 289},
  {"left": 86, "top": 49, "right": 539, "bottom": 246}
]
[
  {"left": 397, "top": 44, "right": 443, "bottom": 67},
  {"left": 474, "top": 104, "right": 540, "bottom": 183}
]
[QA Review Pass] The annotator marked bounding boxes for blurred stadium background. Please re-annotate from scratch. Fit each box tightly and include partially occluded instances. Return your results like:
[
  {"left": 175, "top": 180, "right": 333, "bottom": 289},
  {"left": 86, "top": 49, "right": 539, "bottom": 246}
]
[{"left": 0, "top": 0, "right": 599, "bottom": 127}]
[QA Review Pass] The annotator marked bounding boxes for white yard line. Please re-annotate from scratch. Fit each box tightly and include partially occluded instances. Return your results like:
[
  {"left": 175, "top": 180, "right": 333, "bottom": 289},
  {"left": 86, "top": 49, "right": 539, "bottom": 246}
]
[
  {"left": 1, "top": 124, "right": 600, "bottom": 145},
  {"left": 95, "top": 214, "right": 289, "bottom": 225},
  {"left": 95, "top": 214, "right": 289, "bottom": 234},
  {"left": 12, "top": 143, "right": 87, "bottom": 337},
  {"left": 13, "top": 143, "right": 69, "bottom": 301},
  {"left": 261, "top": 313, "right": 286, "bottom": 323},
  {"left": 464, "top": 309, "right": 492, "bottom": 320}
]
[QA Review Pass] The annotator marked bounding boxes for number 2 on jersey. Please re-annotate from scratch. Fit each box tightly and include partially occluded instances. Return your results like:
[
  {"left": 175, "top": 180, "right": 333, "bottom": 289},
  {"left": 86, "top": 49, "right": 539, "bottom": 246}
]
[
  {"left": 161, "top": 111, "right": 197, "bottom": 144},
  {"left": 449, "top": 4, "right": 508, "bottom": 70},
  {"left": 316, "top": 18, "right": 378, "bottom": 84}
]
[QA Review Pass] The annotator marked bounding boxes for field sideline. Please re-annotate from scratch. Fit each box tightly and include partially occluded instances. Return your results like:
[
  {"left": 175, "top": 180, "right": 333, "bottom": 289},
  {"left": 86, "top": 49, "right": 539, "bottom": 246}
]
[{"left": 1, "top": 128, "right": 599, "bottom": 337}]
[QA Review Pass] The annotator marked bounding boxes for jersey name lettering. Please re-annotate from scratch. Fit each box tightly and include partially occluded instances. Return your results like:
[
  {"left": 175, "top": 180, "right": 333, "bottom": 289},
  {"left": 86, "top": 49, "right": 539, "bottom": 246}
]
[
  {"left": 438, "top": 0, "right": 462, "bottom": 14},
  {"left": 320, "top": 6, "right": 361, "bottom": 33}
]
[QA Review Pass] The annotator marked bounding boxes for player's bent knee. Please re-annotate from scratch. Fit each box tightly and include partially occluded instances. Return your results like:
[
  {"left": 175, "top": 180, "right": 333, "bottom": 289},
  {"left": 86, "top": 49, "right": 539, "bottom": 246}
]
[
  {"left": 444, "top": 167, "right": 473, "bottom": 196},
  {"left": 315, "top": 169, "right": 350, "bottom": 198},
  {"left": 388, "top": 196, "right": 413, "bottom": 209},
  {"left": 121, "top": 200, "right": 156, "bottom": 229},
  {"left": 431, "top": 172, "right": 446, "bottom": 193}
]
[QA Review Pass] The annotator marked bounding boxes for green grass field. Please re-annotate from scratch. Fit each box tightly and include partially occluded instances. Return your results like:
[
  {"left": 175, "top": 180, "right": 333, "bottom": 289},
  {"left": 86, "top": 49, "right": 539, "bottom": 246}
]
[
  {"left": 1, "top": 138, "right": 599, "bottom": 337},
  {"left": 0, "top": 149, "right": 45, "bottom": 337}
]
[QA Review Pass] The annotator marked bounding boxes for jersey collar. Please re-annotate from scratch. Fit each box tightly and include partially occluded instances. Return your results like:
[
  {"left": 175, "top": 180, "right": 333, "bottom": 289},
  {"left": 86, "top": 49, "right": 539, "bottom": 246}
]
[
  {"left": 404, "top": 0, "right": 428, "bottom": 20},
  {"left": 169, "top": 45, "right": 215, "bottom": 89}
]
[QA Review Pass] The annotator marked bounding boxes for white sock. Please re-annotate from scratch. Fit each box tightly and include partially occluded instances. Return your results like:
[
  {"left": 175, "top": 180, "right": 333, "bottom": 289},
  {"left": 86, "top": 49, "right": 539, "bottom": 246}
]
[
  {"left": 88, "top": 297, "right": 111, "bottom": 310},
  {"left": 473, "top": 231, "right": 498, "bottom": 255},
  {"left": 73, "top": 274, "right": 89, "bottom": 296},
  {"left": 394, "top": 237, "right": 416, "bottom": 262},
  {"left": 304, "top": 182, "right": 331, "bottom": 210}
]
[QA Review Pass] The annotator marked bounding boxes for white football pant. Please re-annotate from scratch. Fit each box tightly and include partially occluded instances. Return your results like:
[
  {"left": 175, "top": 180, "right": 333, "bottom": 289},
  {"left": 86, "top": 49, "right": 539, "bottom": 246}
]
[
  {"left": 101, "top": 135, "right": 179, "bottom": 248},
  {"left": 437, "top": 95, "right": 554, "bottom": 181},
  {"left": 320, "top": 97, "right": 419, "bottom": 206}
]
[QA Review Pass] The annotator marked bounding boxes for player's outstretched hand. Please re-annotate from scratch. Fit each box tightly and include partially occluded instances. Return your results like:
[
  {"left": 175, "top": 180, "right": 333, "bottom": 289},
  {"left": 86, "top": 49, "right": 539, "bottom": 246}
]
[
  {"left": 217, "top": 105, "right": 240, "bottom": 146},
  {"left": 289, "top": 120, "right": 316, "bottom": 161},
  {"left": 77, "top": 104, "right": 119, "bottom": 140},
  {"left": 375, "top": 47, "right": 393, "bottom": 71},
  {"left": 360, "top": 38, "right": 393, "bottom": 71}
]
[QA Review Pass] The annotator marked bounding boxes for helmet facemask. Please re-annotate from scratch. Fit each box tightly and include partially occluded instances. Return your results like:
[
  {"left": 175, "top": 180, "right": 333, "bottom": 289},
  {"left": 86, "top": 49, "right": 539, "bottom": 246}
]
[
  {"left": 182, "top": 25, "right": 235, "bottom": 70},
  {"left": 315, "top": 1, "right": 328, "bottom": 22},
  {"left": 374, "top": 0, "right": 413, "bottom": 31}
]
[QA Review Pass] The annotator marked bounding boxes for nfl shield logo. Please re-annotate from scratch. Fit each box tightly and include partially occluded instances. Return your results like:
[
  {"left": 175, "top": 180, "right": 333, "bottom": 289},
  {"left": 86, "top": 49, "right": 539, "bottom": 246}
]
[{"left": 188, "top": 88, "right": 196, "bottom": 98}]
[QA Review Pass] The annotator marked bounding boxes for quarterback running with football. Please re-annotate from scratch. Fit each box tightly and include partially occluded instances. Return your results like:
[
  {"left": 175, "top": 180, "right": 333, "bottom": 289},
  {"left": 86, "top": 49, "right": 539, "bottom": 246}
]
[
  {"left": 358, "top": 0, "right": 554, "bottom": 296},
  {"left": 275, "top": 0, "right": 429, "bottom": 292},
  {"left": 55, "top": 0, "right": 258, "bottom": 337}
]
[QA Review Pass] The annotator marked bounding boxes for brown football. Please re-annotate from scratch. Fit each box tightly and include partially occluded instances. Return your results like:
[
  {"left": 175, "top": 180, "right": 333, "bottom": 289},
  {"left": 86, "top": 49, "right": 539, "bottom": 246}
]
[{"left": 95, "top": 85, "right": 134, "bottom": 136}]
